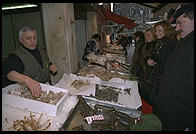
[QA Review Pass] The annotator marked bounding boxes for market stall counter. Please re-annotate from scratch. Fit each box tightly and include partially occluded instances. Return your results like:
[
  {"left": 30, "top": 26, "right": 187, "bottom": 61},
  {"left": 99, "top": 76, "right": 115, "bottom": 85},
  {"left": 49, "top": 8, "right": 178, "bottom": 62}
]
[
  {"left": 59, "top": 96, "right": 162, "bottom": 131},
  {"left": 2, "top": 72, "right": 141, "bottom": 131},
  {"left": 2, "top": 80, "right": 161, "bottom": 131}
]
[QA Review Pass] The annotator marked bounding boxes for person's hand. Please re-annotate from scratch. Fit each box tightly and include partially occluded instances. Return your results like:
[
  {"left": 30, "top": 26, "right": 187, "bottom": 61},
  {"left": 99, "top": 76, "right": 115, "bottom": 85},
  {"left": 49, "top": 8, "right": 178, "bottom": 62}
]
[
  {"left": 24, "top": 77, "right": 42, "bottom": 97},
  {"left": 49, "top": 64, "right": 57, "bottom": 74},
  {"left": 147, "top": 59, "right": 156, "bottom": 66}
]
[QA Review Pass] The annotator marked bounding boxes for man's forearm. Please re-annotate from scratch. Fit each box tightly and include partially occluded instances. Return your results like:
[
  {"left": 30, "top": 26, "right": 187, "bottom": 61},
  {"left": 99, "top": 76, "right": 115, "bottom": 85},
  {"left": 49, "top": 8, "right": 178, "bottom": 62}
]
[
  {"left": 7, "top": 71, "right": 42, "bottom": 97},
  {"left": 7, "top": 71, "right": 30, "bottom": 84}
]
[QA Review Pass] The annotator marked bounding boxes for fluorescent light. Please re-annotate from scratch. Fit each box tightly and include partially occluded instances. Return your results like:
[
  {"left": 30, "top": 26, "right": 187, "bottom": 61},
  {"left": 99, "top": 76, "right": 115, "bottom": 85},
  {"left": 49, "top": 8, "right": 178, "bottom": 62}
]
[
  {"left": 145, "top": 20, "right": 162, "bottom": 25},
  {"left": 98, "top": 3, "right": 103, "bottom": 5},
  {"left": 2, "top": 4, "right": 37, "bottom": 10},
  {"left": 110, "top": 3, "right": 113, "bottom": 12}
]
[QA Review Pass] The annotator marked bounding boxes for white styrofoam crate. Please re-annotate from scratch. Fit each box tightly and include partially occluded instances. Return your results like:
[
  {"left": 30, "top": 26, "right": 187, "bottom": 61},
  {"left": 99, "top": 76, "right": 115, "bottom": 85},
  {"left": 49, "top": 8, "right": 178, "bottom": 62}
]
[{"left": 2, "top": 83, "right": 69, "bottom": 116}]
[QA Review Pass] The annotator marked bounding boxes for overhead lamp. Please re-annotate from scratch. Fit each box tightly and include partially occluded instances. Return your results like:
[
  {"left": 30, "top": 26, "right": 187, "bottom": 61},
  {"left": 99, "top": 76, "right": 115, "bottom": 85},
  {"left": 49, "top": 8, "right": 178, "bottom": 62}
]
[
  {"left": 2, "top": 4, "right": 37, "bottom": 10},
  {"left": 145, "top": 20, "right": 162, "bottom": 25},
  {"left": 98, "top": 3, "right": 103, "bottom": 5},
  {"left": 110, "top": 3, "right": 113, "bottom": 12}
]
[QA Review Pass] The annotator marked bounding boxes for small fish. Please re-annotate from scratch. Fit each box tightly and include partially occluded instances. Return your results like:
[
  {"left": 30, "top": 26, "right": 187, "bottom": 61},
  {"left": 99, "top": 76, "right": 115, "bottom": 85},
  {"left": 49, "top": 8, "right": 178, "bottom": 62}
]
[{"left": 5, "top": 118, "right": 9, "bottom": 124}]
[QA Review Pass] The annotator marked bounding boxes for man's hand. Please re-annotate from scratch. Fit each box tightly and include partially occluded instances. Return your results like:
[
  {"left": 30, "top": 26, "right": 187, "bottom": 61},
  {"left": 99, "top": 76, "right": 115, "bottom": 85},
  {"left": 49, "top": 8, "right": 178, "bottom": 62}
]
[
  {"left": 24, "top": 77, "right": 42, "bottom": 97},
  {"left": 49, "top": 64, "right": 57, "bottom": 74},
  {"left": 7, "top": 71, "right": 42, "bottom": 97}
]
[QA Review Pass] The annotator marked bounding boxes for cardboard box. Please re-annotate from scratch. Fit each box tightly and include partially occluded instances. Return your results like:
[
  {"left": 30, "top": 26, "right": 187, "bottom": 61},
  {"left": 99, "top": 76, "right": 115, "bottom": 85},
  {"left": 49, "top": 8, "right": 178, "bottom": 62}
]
[{"left": 2, "top": 83, "right": 69, "bottom": 116}]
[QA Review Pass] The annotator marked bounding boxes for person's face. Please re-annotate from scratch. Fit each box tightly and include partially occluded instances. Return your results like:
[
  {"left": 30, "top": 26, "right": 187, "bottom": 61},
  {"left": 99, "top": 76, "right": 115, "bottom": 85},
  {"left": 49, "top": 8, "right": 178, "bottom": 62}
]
[
  {"left": 19, "top": 30, "right": 38, "bottom": 50},
  {"left": 175, "top": 13, "right": 194, "bottom": 38},
  {"left": 145, "top": 31, "right": 153, "bottom": 43},
  {"left": 155, "top": 25, "right": 165, "bottom": 39},
  {"left": 135, "top": 36, "right": 140, "bottom": 42}
]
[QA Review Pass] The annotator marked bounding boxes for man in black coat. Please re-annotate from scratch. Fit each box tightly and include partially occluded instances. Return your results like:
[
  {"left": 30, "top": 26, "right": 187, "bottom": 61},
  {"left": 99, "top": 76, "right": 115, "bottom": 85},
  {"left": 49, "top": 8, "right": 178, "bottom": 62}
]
[{"left": 154, "top": 4, "right": 194, "bottom": 131}]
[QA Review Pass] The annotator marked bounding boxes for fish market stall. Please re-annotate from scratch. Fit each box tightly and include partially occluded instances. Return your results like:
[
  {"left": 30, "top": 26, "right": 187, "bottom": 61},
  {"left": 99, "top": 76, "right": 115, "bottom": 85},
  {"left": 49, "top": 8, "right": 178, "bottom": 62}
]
[{"left": 2, "top": 72, "right": 142, "bottom": 131}]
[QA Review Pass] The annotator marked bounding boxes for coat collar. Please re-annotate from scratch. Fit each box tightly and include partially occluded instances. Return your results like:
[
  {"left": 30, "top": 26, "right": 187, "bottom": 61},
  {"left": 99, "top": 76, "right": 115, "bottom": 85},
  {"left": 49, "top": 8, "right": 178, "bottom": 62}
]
[{"left": 180, "top": 31, "right": 194, "bottom": 42}]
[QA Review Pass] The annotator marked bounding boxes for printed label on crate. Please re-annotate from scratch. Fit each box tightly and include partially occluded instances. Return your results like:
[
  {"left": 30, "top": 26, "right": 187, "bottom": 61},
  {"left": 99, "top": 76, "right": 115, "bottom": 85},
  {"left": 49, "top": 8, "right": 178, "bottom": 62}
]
[{"left": 84, "top": 114, "right": 105, "bottom": 124}]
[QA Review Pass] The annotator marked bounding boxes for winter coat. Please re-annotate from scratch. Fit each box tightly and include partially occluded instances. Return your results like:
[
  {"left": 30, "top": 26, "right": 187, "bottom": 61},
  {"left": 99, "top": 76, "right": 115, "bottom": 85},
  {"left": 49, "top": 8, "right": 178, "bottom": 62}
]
[
  {"left": 140, "top": 41, "right": 156, "bottom": 81},
  {"left": 131, "top": 39, "right": 145, "bottom": 75},
  {"left": 155, "top": 32, "right": 194, "bottom": 130},
  {"left": 145, "top": 37, "right": 176, "bottom": 90}
]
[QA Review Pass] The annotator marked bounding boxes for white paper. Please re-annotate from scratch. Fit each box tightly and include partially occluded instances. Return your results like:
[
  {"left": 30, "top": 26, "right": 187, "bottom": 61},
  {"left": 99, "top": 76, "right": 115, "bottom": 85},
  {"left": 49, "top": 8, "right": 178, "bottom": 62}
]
[{"left": 55, "top": 73, "right": 102, "bottom": 96}]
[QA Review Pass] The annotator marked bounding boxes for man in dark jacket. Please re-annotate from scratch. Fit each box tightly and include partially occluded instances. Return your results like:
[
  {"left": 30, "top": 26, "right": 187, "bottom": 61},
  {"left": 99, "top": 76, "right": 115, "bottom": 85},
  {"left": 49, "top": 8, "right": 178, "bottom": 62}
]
[
  {"left": 154, "top": 4, "right": 194, "bottom": 131},
  {"left": 3, "top": 26, "right": 57, "bottom": 97}
]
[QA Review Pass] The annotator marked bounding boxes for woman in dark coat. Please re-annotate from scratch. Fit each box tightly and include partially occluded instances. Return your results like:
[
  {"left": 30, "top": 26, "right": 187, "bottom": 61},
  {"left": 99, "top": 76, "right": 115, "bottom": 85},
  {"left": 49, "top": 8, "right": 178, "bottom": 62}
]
[
  {"left": 139, "top": 20, "right": 177, "bottom": 106},
  {"left": 131, "top": 31, "right": 145, "bottom": 78},
  {"left": 140, "top": 27, "right": 157, "bottom": 82}
]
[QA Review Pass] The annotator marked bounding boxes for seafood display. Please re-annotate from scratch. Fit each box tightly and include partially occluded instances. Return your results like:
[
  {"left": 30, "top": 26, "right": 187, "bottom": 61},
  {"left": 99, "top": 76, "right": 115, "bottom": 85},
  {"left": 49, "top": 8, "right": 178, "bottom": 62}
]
[
  {"left": 95, "top": 84, "right": 120, "bottom": 103},
  {"left": 7, "top": 113, "right": 51, "bottom": 131},
  {"left": 105, "top": 61, "right": 130, "bottom": 73},
  {"left": 71, "top": 79, "right": 90, "bottom": 89},
  {"left": 78, "top": 67, "right": 131, "bottom": 81},
  {"left": 85, "top": 52, "right": 106, "bottom": 66},
  {"left": 69, "top": 96, "right": 142, "bottom": 131},
  {"left": 72, "top": 125, "right": 86, "bottom": 131},
  {"left": 7, "top": 86, "right": 65, "bottom": 105},
  {"left": 105, "top": 43, "right": 124, "bottom": 50},
  {"left": 90, "top": 105, "right": 142, "bottom": 131}
]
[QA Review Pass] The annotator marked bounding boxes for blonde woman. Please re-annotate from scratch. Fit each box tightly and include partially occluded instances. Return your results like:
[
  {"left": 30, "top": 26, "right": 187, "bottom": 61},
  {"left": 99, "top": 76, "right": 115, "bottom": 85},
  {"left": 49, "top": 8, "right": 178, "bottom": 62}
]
[{"left": 140, "top": 28, "right": 157, "bottom": 82}]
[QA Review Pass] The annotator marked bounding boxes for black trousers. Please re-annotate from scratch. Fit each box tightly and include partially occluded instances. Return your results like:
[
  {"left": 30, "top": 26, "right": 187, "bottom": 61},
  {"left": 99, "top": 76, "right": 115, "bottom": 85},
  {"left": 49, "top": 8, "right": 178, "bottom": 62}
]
[
  {"left": 156, "top": 104, "right": 191, "bottom": 131},
  {"left": 138, "top": 81, "right": 156, "bottom": 106}
]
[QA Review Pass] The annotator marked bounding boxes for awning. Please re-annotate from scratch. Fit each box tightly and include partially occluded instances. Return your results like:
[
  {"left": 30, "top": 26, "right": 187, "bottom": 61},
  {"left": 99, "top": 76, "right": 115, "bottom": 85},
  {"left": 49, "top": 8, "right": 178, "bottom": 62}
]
[{"left": 101, "top": 9, "right": 138, "bottom": 30}]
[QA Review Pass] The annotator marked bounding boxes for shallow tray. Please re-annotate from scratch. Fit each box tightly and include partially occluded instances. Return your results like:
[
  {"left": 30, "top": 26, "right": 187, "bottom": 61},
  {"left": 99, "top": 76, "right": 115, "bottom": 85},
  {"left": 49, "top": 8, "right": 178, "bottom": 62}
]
[{"left": 82, "top": 96, "right": 141, "bottom": 118}]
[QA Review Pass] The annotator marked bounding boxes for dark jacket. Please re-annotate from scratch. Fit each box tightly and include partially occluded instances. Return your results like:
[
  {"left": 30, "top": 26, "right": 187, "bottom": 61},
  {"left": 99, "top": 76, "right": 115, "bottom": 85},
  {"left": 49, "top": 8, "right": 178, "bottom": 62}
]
[
  {"left": 155, "top": 32, "right": 194, "bottom": 130},
  {"left": 140, "top": 41, "right": 156, "bottom": 81},
  {"left": 146, "top": 37, "right": 176, "bottom": 89},
  {"left": 131, "top": 39, "right": 145, "bottom": 74},
  {"left": 82, "top": 40, "right": 102, "bottom": 61},
  {"left": 139, "top": 37, "right": 176, "bottom": 106}
]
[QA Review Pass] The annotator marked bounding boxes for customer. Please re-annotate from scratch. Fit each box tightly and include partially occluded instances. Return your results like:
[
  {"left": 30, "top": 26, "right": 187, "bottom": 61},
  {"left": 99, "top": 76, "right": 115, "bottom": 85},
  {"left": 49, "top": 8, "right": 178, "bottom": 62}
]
[
  {"left": 155, "top": 4, "right": 194, "bottom": 131},
  {"left": 139, "top": 20, "right": 177, "bottom": 106},
  {"left": 126, "top": 36, "right": 135, "bottom": 65},
  {"left": 82, "top": 33, "right": 103, "bottom": 61},
  {"left": 130, "top": 31, "right": 145, "bottom": 78},
  {"left": 3, "top": 26, "right": 57, "bottom": 97},
  {"left": 146, "top": 20, "right": 177, "bottom": 86},
  {"left": 140, "top": 28, "right": 157, "bottom": 82}
]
